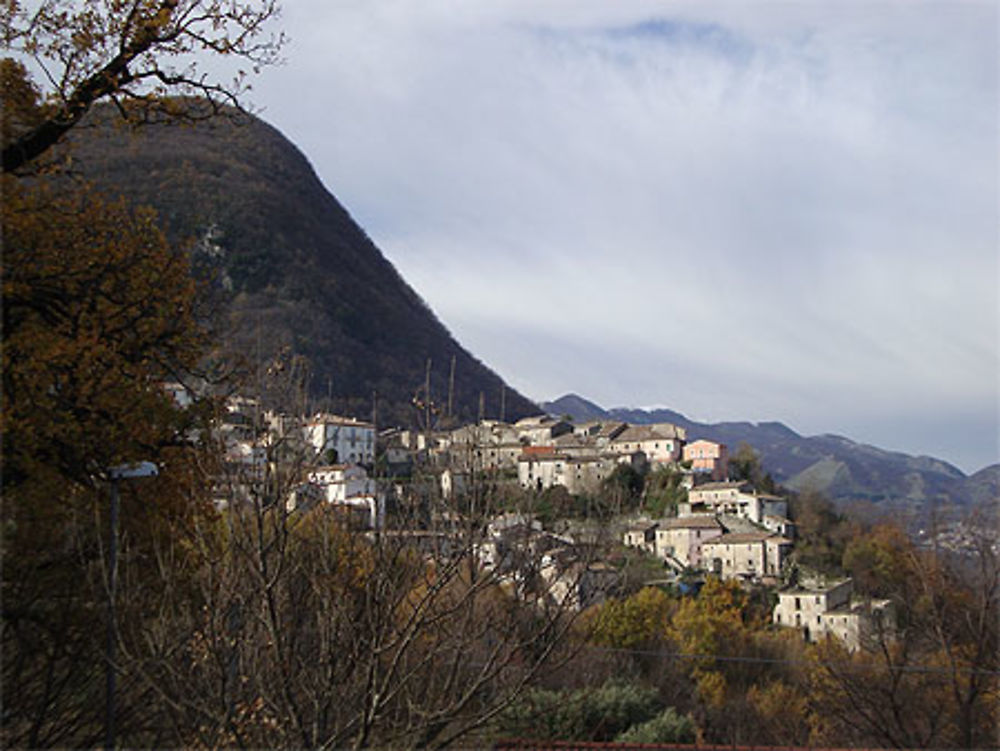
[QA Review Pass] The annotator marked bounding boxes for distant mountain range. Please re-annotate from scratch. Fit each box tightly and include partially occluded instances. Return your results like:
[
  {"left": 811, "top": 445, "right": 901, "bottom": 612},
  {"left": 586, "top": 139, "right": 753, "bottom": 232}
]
[
  {"left": 543, "top": 394, "right": 998, "bottom": 509},
  {"left": 61, "top": 105, "right": 536, "bottom": 426}
]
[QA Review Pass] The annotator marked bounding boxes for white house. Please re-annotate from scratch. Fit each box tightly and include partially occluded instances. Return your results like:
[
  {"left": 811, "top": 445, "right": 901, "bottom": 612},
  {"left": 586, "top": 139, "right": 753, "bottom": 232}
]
[
  {"left": 773, "top": 578, "right": 895, "bottom": 650},
  {"left": 607, "top": 423, "right": 685, "bottom": 465},
  {"left": 688, "top": 483, "right": 788, "bottom": 525},
  {"left": 304, "top": 413, "right": 375, "bottom": 465},
  {"left": 297, "top": 463, "right": 382, "bottom": 528},
  {"left": 518, "top": 448, "right": 643, "bottom": 495}
]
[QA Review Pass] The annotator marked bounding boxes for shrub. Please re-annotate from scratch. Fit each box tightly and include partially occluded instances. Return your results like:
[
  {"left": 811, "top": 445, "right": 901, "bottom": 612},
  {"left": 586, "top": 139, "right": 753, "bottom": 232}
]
[{"left": 615, "top": 707, "right": 696, "bottom": 744}]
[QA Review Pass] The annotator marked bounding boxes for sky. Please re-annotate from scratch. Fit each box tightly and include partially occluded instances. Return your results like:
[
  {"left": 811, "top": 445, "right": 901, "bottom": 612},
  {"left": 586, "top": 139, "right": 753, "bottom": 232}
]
[{"left": 248, "top": 1, "right": 998, "bottom": 474}]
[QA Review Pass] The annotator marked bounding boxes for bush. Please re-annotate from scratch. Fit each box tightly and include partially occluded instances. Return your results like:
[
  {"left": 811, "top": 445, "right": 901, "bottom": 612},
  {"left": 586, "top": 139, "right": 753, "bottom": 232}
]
[
  {"left": 615, "top": 707, "right": 695, "bottom": 744},
  {"left": 497, "top": 680, "right": 661, "bottom": 742}
]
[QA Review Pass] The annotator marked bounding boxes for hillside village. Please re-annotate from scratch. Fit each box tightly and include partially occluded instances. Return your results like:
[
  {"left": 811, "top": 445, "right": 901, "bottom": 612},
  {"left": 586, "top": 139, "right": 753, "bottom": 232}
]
[{"left": 213, "top": 392, "right": 897, "bottom": 652}]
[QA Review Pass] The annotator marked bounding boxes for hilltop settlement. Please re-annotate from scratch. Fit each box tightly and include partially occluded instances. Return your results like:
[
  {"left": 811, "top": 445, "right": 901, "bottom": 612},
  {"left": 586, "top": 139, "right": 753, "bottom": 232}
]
[{"left": 213, "top": 391, "right": 906, "bottom": 652}]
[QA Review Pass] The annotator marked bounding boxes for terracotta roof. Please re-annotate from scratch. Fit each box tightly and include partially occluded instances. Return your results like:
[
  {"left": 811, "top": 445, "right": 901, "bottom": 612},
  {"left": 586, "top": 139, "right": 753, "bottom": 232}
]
[{"left": 521, "top": 445, "right": 556, "bottom": 457}]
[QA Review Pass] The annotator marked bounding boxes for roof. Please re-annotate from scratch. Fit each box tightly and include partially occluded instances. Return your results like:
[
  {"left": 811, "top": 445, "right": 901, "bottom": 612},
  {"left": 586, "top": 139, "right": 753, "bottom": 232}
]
[
  {"left": 779, "top": 578, "right": 853, "bottom": 596},
  {"left": 514, "top": 414, "right": 553, "bottom": 427},
  {"left": 661, "top": 516, "right": 723, "bottom": 530},
  {"left": 625, "top": 522, "right": 658, "bottom": 533},
  {"left": 552, "top": 433, "right": 594, "bottom": 448},
  {"left": 521, "top": 445, "right": 556, "bottom": 457},
  {"left": 702, "top": 531, "right": 773, "bottom": 545},
  {"left": 690, "top": 481, "right": 748, "bottom": 492},
  {"left": 685, "top": 438, "right": 726, "bottom": 448},
  {"left": 611, "top": 424, "right": 683, "bottom": 443},
  {"left": 306, "top": 413, "right": 374, "bottom": 429}
]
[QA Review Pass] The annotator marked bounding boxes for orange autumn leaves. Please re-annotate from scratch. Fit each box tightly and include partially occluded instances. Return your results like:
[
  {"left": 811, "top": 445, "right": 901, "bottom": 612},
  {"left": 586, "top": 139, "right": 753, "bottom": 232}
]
[{"left": 2, "top": 178, "right": 203, "bottom": 491}]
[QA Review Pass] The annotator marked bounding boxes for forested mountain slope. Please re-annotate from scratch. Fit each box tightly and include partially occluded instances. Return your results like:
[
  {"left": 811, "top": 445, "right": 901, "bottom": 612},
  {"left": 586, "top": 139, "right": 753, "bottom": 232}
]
[{"left": 63, "top": 106, "right": 537, "bottom": 426}]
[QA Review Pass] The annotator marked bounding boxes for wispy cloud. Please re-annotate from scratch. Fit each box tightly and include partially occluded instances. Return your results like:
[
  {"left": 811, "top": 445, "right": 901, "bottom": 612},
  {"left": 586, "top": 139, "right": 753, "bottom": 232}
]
[{"left": 256, "top": 1, "right": 998, "bottom": 472}]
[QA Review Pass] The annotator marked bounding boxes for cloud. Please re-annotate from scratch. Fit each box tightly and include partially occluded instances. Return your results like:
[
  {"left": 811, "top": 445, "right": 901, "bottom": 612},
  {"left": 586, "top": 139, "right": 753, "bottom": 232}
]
[{"left": 256, "top": 1, "right": 998, "bottom": 472}]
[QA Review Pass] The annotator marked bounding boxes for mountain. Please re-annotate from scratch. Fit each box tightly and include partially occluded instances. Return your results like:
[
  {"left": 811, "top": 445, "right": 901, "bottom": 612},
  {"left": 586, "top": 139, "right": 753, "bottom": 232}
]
[
  {"left": 60, "top": 106, "right": 538, "bottom": 426},
  {"left": 963, "top": 465, "right": 1000, "bottom": 508},
  {"left": 543, "top": 394, "right": 989, "bottom": 508}
]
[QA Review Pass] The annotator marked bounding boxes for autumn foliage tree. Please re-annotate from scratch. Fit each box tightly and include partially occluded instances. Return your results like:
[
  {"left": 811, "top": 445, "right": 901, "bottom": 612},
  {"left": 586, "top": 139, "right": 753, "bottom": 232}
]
[
  {"left": 807, "top": 518, "right": 999, "bottom": 749},
  {"left": 2, "top": 1, "right": 283, "bottom": 739},
  {"left": 2, "top": 0, "right": 284, "bottom": 173},
  {"left": 0, "top": 175, "right": 222, "bottom": 746}
]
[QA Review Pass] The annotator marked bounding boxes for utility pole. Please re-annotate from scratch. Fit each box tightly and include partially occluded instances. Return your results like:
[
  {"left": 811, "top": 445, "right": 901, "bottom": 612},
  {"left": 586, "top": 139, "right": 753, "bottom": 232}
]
[
  {"left": 106, "top": 462, "right": 158, "bottom": 751},
  {"left": 424, "top": 358, "right": 432, "bottom": 438}
]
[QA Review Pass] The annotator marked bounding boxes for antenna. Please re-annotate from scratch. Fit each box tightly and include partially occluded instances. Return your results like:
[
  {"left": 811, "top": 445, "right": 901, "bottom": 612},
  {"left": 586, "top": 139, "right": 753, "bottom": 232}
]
[
  {"left": 424, "top": 358, "right": 432, "bottom": 435},
  {"left": 478, "top": 391, "right": 485, "bottom": 423},
  {"left": 448, "top": 354, "right": 456, "bottom": 419}
]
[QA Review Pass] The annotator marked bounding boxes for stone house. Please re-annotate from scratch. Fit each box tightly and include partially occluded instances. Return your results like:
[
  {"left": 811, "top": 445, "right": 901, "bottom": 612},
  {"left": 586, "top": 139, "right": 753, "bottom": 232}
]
[
  {"left": 773, "top": 578, "right": 895, "bottom": 650},
  {"left": 700, "top": 531, "right": 792, "bottom": 580},
  {"left": 622, "top": 521, "right": 658, "bottom": 555},
  {"left": 654, "top": 515, "right": 725, "bottom": 569},
  {"left": 607, "top": 423, "right": 686, "bottom": 465},
  {"left": 688, "top": 482, "right": 788, "bottom": 525},
  {"left": 514, "top": 415, "right": 573, "bottom": 445}
]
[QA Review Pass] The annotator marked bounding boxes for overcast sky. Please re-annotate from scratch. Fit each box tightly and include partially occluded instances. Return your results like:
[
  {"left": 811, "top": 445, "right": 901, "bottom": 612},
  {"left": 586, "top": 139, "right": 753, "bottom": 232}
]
[{"left": 251, "top": 1, "right": 998, "bottom": 473}]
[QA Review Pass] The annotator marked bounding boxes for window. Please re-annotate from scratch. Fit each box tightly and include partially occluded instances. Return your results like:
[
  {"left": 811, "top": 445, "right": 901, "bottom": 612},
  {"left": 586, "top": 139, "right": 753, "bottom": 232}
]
[{"left": 795, "top": 597, "right": 801, "bottom": 610}]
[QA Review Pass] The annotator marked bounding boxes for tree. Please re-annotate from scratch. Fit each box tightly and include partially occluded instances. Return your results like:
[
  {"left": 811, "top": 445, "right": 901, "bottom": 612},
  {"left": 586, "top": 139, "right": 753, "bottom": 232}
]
[
  {"left": 807, "top": 517, "right": 999, "bottom": 749},
  {"left": 642, "top": 464, "right": 687, "bottom": 517},
  {"left": 1, "top": 177, "right": 218, "bottom": 747},
  {"left": 495, "top": 680, "right": 662, "bottom": 743},
  {"left": 587, "top": 586, "right": 674, "bottom": 650},
  {"left": 788, "top": 489, "right": 856, "bottom": 575},
  {"left": 2, "top": 0, "right": 284, "bottom": 173},
  {"left": 601, "top": 463, "right": 645, "bottom": 516},
  {"left": 2, "top": 179, "right": 207, "bottom": 490},
  {"left": 729, "top": 442, "right": 777, "bottom": 493}
]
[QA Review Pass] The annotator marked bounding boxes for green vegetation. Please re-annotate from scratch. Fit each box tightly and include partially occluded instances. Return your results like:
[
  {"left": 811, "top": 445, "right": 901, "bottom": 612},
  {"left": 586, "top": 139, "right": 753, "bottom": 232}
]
[
  {"left": 614, "top": 707, "right": 695, "bottom": 744},
  {"left": 496, "top": 681, "right": 664, "bottom": 742},
  {"left": 642, "top": 464, "right": 688, "bottom": 517}
]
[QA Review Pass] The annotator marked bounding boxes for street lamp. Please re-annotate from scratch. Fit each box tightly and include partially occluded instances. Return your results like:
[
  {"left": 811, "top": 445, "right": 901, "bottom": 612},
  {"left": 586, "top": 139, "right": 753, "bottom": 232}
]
[{"left": 106, "top": 461, "right": 158, "bottom": 751}]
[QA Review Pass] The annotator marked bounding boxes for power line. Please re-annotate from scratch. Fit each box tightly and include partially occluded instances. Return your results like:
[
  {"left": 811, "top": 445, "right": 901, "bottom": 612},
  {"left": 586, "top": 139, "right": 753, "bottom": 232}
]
[{"left": 573, "top": 643, "right": 1000, "bottom": 677}]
